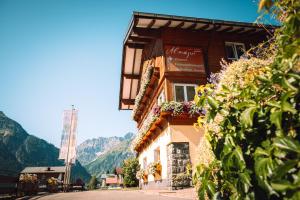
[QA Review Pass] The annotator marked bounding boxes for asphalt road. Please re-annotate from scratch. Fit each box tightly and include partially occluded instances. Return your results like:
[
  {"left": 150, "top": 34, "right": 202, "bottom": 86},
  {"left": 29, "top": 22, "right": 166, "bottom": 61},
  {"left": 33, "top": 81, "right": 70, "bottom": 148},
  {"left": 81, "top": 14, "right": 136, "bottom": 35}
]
[{"left": 31, "top": 190, "right": 192, "bottom": 200}]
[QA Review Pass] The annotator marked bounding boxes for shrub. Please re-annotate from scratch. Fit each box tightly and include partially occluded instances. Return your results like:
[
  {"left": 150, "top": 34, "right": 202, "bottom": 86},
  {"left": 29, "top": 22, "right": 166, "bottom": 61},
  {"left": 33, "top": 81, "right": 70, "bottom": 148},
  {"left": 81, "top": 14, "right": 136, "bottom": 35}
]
[
  {"left": 193, "top": 0, "right": 300, "bottom": 199},
  {"left": 87, "top": 175, "right": 98, "bottom": 190},
  {"left": 122, "top": 157, "right": 140, "bottom": 187}
]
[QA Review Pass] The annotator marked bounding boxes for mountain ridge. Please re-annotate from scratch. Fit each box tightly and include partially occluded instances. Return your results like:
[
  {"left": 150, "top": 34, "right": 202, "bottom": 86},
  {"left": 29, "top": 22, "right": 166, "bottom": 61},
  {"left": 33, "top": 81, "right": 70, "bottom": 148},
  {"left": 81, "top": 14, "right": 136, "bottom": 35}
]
[
  {"left": 0, "top": 111, "right": 91, "bottom": 182},
  {"left": 77, "top": 132, "right": 135, "bottom": 178}
]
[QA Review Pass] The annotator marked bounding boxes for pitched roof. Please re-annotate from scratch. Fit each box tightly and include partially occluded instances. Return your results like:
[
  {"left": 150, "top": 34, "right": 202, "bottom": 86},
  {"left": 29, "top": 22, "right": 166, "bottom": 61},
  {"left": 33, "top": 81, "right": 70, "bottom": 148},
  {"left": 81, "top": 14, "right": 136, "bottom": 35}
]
[
  {"left": 100, "top": 174, "right": 117, "bottom": 179},
  {"left": 21, "top": 166, "right": 66, "bottom": 174},
  {"left": 105, "top": 177, "right": 118, "bottom": 184}
]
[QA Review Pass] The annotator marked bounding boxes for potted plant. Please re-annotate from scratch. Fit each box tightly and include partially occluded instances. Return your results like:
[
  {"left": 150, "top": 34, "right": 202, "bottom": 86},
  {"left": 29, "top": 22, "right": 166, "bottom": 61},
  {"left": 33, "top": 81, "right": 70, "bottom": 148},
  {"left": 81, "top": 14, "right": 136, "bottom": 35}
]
[
  {"left": 136, "top": 168, "right": 148, "bottom": 183},
  {"left": 18, "top": 173, "right": 38, "bottom": 196},
  {"left": 148, "top": 161, "right": 162, "bottom": 181},
  {"left": 47, "top": 177, "right": 58, "bottom": 193}
]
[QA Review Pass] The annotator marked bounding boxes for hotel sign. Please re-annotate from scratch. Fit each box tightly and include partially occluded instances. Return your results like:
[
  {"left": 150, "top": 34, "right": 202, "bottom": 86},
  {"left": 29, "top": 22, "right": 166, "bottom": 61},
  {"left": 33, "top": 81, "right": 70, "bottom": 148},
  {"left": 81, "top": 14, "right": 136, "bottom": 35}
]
[{"left": 164, "top": 45, "right": 205, "bottom": 72}]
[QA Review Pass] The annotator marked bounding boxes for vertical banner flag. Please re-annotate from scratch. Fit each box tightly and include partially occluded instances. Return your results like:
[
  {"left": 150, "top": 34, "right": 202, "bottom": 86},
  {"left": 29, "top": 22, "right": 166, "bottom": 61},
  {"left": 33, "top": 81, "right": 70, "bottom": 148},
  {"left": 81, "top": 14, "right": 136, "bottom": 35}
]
[{"left": 59, "top": 109, "right": 78, "bottom": 164}]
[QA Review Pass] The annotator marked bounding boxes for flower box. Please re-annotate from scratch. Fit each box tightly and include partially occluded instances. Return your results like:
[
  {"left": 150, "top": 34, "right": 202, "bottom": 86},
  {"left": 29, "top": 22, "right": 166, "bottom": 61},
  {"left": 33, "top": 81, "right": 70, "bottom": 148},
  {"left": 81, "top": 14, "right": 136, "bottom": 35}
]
[{"left": 142, "top": 174, "right": 148, "bottom": 183}]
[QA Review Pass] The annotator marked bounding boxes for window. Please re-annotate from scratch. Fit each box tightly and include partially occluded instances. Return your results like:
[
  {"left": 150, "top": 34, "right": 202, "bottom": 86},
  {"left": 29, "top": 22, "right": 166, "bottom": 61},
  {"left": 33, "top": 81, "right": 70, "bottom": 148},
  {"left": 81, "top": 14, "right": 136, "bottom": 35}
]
[
  {"left": 157, "top": 90, "right": 165, "bottom": 106},
  {"left": 154, "top": 148, "right": 160, "bottom": 162},
  {"left": 143, "top": 157, "right": 147, "bottom": 169},
  {"left": 225, "top": 42, "right": 245, "bottom": 60},
  {"left": 174, "top": 84, "right": 197, "bottom": 102}
]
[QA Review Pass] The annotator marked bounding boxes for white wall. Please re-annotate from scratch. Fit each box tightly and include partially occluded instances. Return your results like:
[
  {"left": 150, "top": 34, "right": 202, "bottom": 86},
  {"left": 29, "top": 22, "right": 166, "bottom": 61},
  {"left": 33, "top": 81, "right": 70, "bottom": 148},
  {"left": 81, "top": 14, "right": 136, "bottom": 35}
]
[
  {"left": 137, "top": 124, "right": 204, "bottom": 182},
  {"left": 138, "top": 126, "right": 171, "bottom": 182},
  {"left": 170, "top": 125, "right": 203, "bottom": 168}
]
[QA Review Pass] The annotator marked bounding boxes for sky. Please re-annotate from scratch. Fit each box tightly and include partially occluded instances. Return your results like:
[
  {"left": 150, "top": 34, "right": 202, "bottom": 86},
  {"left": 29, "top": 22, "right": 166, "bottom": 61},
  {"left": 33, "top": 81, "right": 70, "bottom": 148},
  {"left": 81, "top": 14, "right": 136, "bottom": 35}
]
[{"left": 0, "top": 0, "right": 275, "bottom": 147}]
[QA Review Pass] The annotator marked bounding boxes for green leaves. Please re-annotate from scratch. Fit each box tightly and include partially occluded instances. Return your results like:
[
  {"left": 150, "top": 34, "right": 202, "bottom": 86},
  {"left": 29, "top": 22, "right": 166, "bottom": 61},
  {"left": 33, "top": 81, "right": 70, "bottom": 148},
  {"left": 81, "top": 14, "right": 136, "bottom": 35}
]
[
  {"left": 122, "top": 158, "right": 140, "bottom": 187},
  {"left": 194, "top": 161, "right": 220, "bottom": 200},
  {"left": 270, "top": 110, "right": 282, "bottom": 129},
  {"left": 271, "top": 181, "right": 298, "bottom": 191},
  {"left": 254, "top": 155, "right": 274, "bottom": 179},
  {"left": 282, "top": 76, "right": 298, "bottom": 92},
  {"left": 194, "top": 1, "right": 300, "bottom": 199},
  {"left": 241, "top": 106, "right": 257, "bottom": 128},
  {"left": 207, "top": 96, "right": 219, "bottom": 110},
  {"left": 271, "top": 160, "right": 298, "bottom": 180},
  {"left": 280, "top": 92, "right": 297, "bottom": 114},
  {"left": 273, "top": 137, "right": 300, "bottom": 153}
]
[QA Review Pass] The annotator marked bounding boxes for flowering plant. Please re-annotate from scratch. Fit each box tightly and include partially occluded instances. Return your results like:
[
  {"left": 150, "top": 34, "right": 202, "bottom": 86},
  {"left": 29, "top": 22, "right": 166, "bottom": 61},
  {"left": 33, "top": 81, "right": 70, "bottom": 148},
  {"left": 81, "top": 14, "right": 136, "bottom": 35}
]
[
  {"left": 160, "top": 101, "right": 203, "bottom": 116},
  {"left": 147, "top": 161, "right": 161, "bottom": 175},
  {"left": 136, "top": 168, "right": 147, "bottom": 179},
  {"left": 47, "top": 177, "right": 58, "bottom": 186},
  {"left": 19, "top": 174, "right": 38, "bottom": 183},
  {"left": 193, "top": 1, "right": 300, "bottom": 199},
  {"left": 132, "top": 65, "right": 154, "bottom": 119},
  {"left": 131, "top": 101, "right": 203, "bottom": 150}
]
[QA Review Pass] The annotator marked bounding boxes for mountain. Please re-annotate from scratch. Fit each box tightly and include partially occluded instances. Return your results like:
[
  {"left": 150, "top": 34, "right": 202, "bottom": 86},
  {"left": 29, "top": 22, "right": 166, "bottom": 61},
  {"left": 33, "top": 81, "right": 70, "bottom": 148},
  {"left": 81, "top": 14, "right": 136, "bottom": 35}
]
[
  {"left": 77, "top": 132, "right": 135, "bottom": 178},
  {"left": 0, "top": 111, "right": 91, "bottom": 182}
]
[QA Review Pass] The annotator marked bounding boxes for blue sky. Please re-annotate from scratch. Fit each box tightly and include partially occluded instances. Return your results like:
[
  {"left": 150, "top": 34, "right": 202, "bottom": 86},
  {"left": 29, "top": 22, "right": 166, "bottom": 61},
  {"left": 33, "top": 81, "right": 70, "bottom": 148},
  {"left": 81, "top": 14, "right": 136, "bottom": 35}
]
[{"left": 0, "top": 0, "right": 274, "bottom": 147}]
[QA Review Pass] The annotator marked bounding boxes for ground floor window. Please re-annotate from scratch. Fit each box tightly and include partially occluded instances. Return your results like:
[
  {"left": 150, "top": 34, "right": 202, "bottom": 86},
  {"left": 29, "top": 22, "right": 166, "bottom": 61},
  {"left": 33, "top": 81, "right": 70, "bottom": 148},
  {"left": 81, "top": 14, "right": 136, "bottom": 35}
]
[{"left": 143, "top": 157, "right": 147, "bottom": 169}]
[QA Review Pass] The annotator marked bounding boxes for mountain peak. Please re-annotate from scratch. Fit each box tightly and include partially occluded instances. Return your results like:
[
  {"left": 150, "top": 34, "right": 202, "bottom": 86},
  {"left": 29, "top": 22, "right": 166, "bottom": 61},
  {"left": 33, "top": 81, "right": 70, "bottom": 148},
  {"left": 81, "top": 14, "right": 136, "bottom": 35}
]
[
  {"left": 0, "top": 111, "right": 6, "bottom": 118},
  {"left": 124, "top": 132, "right": 135, "bottom": 140}
]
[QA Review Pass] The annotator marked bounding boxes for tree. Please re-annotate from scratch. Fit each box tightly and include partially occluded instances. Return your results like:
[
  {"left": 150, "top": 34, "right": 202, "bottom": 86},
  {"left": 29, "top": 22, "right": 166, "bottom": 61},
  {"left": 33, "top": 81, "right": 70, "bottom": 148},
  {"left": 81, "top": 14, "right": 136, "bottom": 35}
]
[
  {"left": 193, "top": 1, "right": 300, "bottom": 199},
  {"left": 122, "top": 158, "right": 140, "bottom": 187},
  {"left": 87, "top": 175, "right": 98, "bottom": 190}
]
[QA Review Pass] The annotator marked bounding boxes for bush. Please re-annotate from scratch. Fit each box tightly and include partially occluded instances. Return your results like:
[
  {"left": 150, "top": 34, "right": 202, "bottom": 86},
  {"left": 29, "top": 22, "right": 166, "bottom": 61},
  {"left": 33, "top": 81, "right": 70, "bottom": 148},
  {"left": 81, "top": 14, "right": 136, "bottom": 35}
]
[
  {"left": 193, "top": 0, "right": 300, "bottom": 199},
  {"left": 87, "top": 175, "right": 98, "bottom": 190},
  {"left": 122, "top": 157, "right": 140, "bottom": 187}
]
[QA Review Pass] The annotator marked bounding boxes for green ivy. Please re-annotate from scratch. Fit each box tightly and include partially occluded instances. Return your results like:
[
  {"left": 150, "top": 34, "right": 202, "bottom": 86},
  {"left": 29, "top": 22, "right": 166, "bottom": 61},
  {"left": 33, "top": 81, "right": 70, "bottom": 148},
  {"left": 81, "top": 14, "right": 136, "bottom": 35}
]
[{"left": 193, "top": 0, "right": 300, "bottom": 199}]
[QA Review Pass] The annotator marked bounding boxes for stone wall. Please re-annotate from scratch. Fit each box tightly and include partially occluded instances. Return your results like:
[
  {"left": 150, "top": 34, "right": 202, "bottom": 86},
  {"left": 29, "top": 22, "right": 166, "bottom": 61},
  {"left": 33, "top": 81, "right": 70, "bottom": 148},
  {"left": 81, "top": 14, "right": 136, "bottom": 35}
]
[{"left": 167, "top": 142, "right": 191, "bottom": 189}]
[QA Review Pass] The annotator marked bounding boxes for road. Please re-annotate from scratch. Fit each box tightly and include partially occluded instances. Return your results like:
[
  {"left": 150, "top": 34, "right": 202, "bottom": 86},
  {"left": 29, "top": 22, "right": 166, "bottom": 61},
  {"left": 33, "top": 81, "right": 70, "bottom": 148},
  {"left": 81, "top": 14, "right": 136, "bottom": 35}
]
[{"left": 30, "top": 189, "right": 195, "bottom": 200}]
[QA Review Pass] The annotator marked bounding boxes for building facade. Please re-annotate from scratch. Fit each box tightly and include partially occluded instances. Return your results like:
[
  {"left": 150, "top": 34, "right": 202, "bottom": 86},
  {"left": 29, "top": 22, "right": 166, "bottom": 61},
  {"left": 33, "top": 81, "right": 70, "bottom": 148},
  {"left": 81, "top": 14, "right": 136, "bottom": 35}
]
[
  {"left": 119, "top": 12, "right": 276, "bottom": 190},
  {"left": 20, "top": 166, "right": 65, "bottom": 184}
]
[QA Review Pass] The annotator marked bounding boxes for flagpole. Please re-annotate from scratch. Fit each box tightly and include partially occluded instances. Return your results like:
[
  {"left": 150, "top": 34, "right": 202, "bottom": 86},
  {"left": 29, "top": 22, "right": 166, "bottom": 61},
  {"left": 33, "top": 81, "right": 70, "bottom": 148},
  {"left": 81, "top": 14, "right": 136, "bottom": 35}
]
[{"left": 64, "top": 105, "right": 74, "bottom": 192}]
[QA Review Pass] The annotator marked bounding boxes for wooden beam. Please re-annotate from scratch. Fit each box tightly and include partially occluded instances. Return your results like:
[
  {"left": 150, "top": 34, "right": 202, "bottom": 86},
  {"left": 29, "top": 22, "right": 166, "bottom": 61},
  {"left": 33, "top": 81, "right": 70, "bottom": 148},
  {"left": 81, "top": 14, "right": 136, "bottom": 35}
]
[
  {"left": 186, "top": 22, "right": 197, "bottom": 30},
  {"left": 132, "top": 27, "right": 160, "bottom": 38},
  {"left": 219, "top": 26, "right": 234, "bottom": 33},
  {"left": 200, "top": 24, "right": 210, "bottom": 30},
  {"left": 128, "top": 48, "right": 137, "bottom": 102},
  {"left": 213, "top": 25, "right": 222, "bottom": 31},
  {"left": 121, "top": 99, "right": 135, "bottom": 105},
  {"left": 175, "top": 21, "right": 185, "bottom": 28},
  {"left": 163, "top": 20, "right": 172, "bottom": 28},
  {"left": 229, "top": 27, "right": 245, "bottom": 34},
  {"left": 123, "top": 74, "right": 140, "bottom": 79},
  {"left": 125, "top": 43, "right": 144, "bottom": 49},
  {"left": 248, "top": 29, "right": 267, "bottom": 37},
  {"left": 133, "top": 18, "right": 139, "bottom": 26},
  {"left": 241, "top": 29, "right": 257, "bottom": 35},
  {"left": 128, "top": 36, "right": 151, "bottom": 43},
  {"left": 147, "top": 19, "right": 156, "bottom": 28}
]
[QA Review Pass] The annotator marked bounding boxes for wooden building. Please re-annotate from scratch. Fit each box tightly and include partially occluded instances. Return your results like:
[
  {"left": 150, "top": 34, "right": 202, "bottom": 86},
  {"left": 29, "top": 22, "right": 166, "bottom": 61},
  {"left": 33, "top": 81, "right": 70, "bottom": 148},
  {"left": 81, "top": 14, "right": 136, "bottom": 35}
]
[
  {"left": 20, "top": 166, "right": 65, "bottom": 186},
  {"left": 119, "top": 12, "right": 276, "bottom": 190}
]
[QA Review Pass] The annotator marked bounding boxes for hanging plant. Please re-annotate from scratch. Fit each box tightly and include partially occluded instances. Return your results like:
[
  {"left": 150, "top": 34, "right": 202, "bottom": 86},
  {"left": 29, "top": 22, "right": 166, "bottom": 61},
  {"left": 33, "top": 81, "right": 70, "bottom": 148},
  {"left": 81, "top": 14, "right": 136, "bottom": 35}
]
[
  {"left": 131, "top": 101, "right": 203, "bottom": 151},
  {"left": 147, "top": 161, "right": 161, "bottom": 175},
  {"left": 132, "top": 65, "right": 154, "bottom": 119},
  {"left": 136, "top": 168, "right": 147, "bottom": 179}
]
